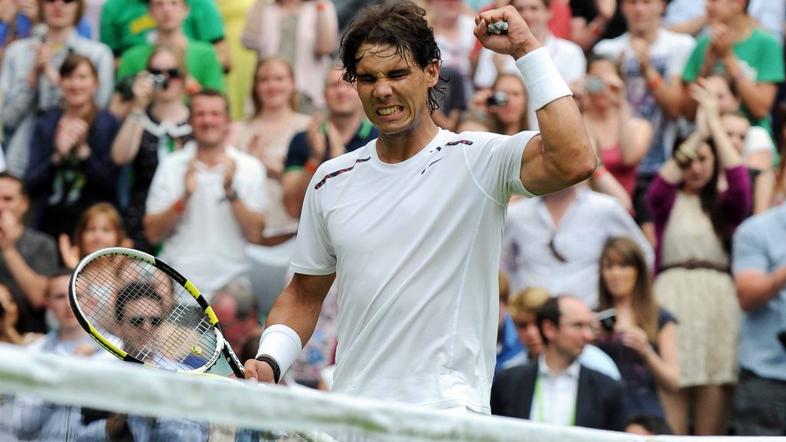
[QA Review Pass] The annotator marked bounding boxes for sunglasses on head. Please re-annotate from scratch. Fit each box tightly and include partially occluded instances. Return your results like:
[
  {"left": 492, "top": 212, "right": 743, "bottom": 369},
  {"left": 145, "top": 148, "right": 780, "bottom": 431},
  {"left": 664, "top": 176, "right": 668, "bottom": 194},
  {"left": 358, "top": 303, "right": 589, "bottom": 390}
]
[
  {"left": 149, "top": 68, "right": 183, "bottom": 79},
  {"left": 128, "top": 316, "right": 162, "bottom": 328}
]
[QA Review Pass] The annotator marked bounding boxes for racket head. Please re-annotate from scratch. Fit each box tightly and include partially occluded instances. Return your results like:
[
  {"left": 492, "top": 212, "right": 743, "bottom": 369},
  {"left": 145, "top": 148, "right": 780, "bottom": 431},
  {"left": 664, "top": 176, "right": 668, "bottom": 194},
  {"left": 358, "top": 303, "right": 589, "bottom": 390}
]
[{"left": 69, "top": 247, "right": 224, "bottom": 373}]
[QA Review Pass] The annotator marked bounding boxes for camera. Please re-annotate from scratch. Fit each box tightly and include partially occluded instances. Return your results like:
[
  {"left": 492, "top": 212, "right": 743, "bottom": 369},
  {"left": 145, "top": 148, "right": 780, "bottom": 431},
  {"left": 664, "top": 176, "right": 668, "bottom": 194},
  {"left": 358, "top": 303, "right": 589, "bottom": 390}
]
[
  {"left": 584, "top": 75, "right": 606, "bottom": 94},
  {"left": 596, "top": 308, "right": 616, "bottom": 333},
  {"left": 486, "top": 90, "right": 509, "bottom": 107},
  {"left": 148, "top": 73, "right": 168, "bottom": 91}
]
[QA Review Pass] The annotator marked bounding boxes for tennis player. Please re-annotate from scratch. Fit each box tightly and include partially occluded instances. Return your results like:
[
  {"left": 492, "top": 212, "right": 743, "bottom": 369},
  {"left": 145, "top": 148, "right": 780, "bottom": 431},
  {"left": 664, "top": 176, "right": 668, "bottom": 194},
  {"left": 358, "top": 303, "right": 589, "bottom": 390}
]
[{"left": 245, "top": 1, "right": 596, "bottom": 413}]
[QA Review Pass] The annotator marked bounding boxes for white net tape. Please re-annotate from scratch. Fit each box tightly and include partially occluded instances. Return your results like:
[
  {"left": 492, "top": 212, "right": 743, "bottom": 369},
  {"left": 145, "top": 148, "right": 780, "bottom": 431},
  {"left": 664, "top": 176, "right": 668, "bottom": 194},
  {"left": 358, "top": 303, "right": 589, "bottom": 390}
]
[{"left": 0, "top": 344, "right": 780, "bottom": 442}]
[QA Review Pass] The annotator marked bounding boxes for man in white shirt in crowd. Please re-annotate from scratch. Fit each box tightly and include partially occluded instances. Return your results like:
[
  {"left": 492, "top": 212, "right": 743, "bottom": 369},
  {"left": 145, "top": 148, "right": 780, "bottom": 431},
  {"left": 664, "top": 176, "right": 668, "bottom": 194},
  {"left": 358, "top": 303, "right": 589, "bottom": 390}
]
[
  {"left": 491, "top": 296, "right": 627, "bottom": 430},
  {"left": 144, "top": 90, "right": 266, "bottom": 299},
  {"left": 593, "top": 0, "right": 695, "bottom": 243},
  {"left": 244, "top": 1, "right": 596, "bottom": 413},
  {"left": 474, "top": 0, "right": 585, "bottom": 129},
  {"left": 502, "top": 186, "right": 653, "bottom": 308}
]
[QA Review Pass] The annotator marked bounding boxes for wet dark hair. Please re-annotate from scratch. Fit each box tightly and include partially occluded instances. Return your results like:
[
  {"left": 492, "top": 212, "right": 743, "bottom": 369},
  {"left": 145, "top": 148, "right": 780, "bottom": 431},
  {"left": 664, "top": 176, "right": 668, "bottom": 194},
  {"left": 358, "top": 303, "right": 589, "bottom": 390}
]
[{"left": 339, "top": 0, "right": 443, "bottom": 112}]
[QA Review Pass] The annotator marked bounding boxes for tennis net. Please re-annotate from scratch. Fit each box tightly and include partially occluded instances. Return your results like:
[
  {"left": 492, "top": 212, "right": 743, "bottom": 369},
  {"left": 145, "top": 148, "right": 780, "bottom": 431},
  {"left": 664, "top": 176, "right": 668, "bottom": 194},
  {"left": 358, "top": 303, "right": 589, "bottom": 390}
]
[{"left": 0, "top": 344, "right": 776, "bottom": 442}]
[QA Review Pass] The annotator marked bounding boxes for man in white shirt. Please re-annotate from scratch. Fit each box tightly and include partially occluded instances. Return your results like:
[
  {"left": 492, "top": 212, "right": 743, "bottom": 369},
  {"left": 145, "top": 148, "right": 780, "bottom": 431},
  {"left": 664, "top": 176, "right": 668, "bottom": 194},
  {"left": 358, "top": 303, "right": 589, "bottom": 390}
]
[
  {"left": 144, "top": 90, "right": 266, "bottom": 299},
  {"left": 244, "top": 1, "right": 596, "bottom": 413},
  {"left": 502, "top": 186, "right": 653, "bottom": 308},
  {"left": 491, "top": 296, "right": 627, "bottom": 431},
  {"left": 593, "top": 0, "right": 695, "bottom": 240},
  {"left": 474, "top": 0, "right": 585, "bottom": 129}
]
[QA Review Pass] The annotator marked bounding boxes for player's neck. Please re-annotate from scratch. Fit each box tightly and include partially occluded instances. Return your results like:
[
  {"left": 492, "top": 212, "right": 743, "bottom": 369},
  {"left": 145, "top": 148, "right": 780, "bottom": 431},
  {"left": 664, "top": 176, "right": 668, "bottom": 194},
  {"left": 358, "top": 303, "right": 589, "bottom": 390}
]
[{"left": 376, "top": 117, "right": 439, "bottom": 164}]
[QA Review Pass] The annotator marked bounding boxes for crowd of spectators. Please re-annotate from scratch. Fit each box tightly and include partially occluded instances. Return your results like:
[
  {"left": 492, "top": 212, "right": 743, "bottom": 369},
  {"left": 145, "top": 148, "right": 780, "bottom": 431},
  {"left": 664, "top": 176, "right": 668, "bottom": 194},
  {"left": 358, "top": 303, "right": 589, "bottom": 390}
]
[{"left": 0, "top": 0, "right": 785, "bottom": 438}]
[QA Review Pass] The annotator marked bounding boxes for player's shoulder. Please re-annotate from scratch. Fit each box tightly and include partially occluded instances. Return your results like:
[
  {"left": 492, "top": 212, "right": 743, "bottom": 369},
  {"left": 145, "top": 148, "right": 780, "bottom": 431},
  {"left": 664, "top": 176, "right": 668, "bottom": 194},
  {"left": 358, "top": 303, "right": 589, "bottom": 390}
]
[{"left": 313, "top": 141, "right": 375, "bottom": 177}]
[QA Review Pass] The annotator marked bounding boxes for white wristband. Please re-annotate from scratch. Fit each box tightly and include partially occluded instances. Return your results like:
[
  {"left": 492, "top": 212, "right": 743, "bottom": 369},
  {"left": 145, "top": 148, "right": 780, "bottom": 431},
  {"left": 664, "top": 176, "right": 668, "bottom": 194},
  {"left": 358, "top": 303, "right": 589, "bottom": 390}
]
[
  {"left": 515, "top": 47, "right": 572, "bottom": 111},
  {"left": 256, "top": 324, "right": 303, "bottom": 378}
]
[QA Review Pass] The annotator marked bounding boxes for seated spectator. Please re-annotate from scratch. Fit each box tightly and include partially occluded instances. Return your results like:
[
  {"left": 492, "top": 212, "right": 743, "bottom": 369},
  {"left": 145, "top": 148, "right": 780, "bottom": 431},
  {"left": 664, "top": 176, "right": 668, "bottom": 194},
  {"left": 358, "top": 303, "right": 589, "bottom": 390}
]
[
  {"left": 0, "top": 0, "right": 113, "bottom": 176},
  {"left": 0, "top": 284, "right": 25, "bottom": 344},
  {"left": 429, "top": 0, "right": 476, "bottom": 102},
  {"left": 681, "top": 0, "right": 784, "bottom": 133},
  {"left": 100, "top": 0, "right": 228, "bottom": 69},
  {"left": 593, "top": 0, "right": 695, "bottom": 244},
  {"left": 472, "top": 73, "right": 528, "bottom": 136},
  {"left": 111, "top": 45, "right": 192, "bottom": 251},
  {"left": 582, "top": 55, "right": 652, "bottom": 197},
  {"left": 235, "top": 57, "right": 310, "bottom": 244},
  {"left": 501, "top": 184, "right": 653, "bottom": 309},
  {"left": 58, "top": 203, "right": 130, "bottom": 270},
  {"left": 625, "top": 415, "right": 674, "bottom": 435},
  {"left": 0, "top": 172, "right": 58, "bottom": 334},
  {"left": 505, "top": 286, "right": 622, "bottom": 379},
  {"left": 646, "top": 79, "right": 750, "bottom": 435},
  {"left": 211, "top": 278, "right": 262, "bottom": 353},
  {"left": 115, "top": 0, "right": 225, "bottom": 113},
  {"left": 282, "top": 67, "right": 378, "bottom": 219},
  {"left": 496, "top": 272, "right": 524, "bottom": 372},
  {"left": 25, "top": 54, "right": 120, "bottom": 240},
  {"left": 731, "top": 198, "right": 786, "bottom": 436},
  {"left": 474, "top": 0, "right": 585, "bottom": 130},
  {"left": 144, "top": 90, "right": 266, "bottom": 299},
  {"left": 242, "top": 0, "right": 338, "bottom": 112},
  {"left": 595, "top": 237, "right": 680, "bottom": 426},
  {"left": 491, "top": 295, "right": 627, "bottom": 431}
]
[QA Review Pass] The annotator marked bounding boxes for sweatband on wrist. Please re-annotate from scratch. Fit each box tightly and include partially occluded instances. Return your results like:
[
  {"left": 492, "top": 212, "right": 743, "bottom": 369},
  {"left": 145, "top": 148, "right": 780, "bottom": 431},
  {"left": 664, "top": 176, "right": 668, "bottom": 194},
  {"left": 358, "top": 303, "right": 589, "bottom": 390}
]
[
  {"left": 515, "top": 47, "right": 572, "bottom": 111},
  {"left": 255, "top": 324, "right": 302, "bottom": 382}
]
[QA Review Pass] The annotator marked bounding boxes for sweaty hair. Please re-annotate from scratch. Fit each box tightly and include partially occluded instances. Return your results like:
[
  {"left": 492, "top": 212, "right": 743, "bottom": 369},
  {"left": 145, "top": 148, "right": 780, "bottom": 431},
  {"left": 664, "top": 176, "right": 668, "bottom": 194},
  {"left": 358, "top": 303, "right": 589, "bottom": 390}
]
[{"left": 340, "top": 0, "right": 443, "bottom": 112}]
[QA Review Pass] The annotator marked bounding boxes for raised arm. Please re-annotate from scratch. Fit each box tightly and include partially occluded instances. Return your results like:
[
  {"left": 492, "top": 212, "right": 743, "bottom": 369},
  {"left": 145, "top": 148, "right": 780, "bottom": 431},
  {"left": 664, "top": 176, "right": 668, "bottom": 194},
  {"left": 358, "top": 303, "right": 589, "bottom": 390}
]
[{"left": 475, "top": 6, "right": 596, "bottom": 196}]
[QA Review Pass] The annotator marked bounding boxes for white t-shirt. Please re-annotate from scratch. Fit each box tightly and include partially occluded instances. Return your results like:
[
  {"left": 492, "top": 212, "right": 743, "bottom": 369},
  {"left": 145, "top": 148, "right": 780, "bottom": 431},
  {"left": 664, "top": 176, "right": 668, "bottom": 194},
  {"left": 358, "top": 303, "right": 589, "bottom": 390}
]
[
  {"left": 743, "top": 125, "right": 776, "bottom": 158},
  {"left": 291, "top": 129, "right": 536, "bottom": 412},
  {"left": 146, "top": 142, "right": 267, "bottom": 298},
  {"left": 474, "top": 34, "right": 585, "bottom": 130},
  {"left": 593, "top": 29, "right": 695, "bottom": 174}
]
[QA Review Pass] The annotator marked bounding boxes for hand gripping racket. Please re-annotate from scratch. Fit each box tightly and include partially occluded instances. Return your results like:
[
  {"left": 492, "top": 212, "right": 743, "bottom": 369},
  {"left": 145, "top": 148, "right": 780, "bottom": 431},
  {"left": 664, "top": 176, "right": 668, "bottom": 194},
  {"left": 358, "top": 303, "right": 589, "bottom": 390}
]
[{"left": 69, "top": 247, "right": 245, "bottom": 377}]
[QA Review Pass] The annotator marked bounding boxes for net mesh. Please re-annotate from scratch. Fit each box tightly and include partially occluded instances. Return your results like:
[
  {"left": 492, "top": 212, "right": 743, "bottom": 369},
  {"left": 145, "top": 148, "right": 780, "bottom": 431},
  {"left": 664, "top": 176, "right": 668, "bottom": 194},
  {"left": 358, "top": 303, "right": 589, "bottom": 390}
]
[
  {"left": 73, "top": 254, "right": 219, "bottom": 371},
  {"left": 0, "top": 345, "right": 776, "bottom": 442}
]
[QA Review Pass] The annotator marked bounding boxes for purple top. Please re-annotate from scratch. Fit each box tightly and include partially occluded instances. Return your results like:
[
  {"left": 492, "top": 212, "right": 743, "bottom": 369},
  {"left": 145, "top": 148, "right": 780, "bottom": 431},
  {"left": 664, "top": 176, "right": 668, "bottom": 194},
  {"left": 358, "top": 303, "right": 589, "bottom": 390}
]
[{"left": 646, "top": 165, "right": 751, "bottom": 273}]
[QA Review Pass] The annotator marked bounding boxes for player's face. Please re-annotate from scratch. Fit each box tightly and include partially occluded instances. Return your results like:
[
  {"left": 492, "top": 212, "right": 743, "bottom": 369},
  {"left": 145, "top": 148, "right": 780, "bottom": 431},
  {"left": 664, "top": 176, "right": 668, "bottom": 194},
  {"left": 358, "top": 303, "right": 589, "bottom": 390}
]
[
  {"left": 191, "top": 95, "right": 230, "bottom": 148},
  {"left": 621, "top": 0, "right": 664, "bottom": 34},
  {"left": 354, "top": 43, "right": 439, "bottom": 137},
  {"left": 324, "top": 68, "right": 361, "bottom": 118}
]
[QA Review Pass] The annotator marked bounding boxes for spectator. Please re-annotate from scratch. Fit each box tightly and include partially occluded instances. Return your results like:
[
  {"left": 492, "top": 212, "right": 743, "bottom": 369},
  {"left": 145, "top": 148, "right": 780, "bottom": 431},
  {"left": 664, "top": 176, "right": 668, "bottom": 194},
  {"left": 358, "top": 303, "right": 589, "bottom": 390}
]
[
  {"left": 496, "top": 272, "right": 525, "bottom": 372},
  {"left": 491, "top": 295, "right": 627, "bottom": 431},
  {"left": 662, "top": 0, "right": 706, "bottom": 36},
  {"left": 0, "top": 172, "right": 58, "bottom": 334},
  {"left": 593, "top": 0, "right": 695, "bottom": 244},
  {"left": 505, "top": 286, "right": 622, "bottom": 379},
  {"left": 0, "top": 0, "right": 113, "bottom": 177},
  {"left": 58, "top": 203, "right": 130, "bottom": 270},
  {"left": 569, "top": 0, "right": 626, "bottom": 52},
  {"left": 429, "top": 0, "right": 476, "bottom": 102},
  {"left": 582, "top": 55, "right": 652, "bottom": 197},
  {"left": 25, "top": 54, "right": 120, "bottom": 240},
  {"left": 111, "top": 45, "right": 192, "bottom": 252},
  {"left": 235, "top": 57, "right": 310, "bottom": 245},
  {"left": 501, "top": 185, "right": 653, "bottom": 309},
  {"left": 115, "top": 0, "right": 225, "bottom": 105},
  {"left": 211, "top": 278, "right": 262, "bottom": 353},
  {"left": 646, "top": 80, "right": 750, "bottom": 435},
  {"left": 0, "top": 284, "right": 25, "bottom": 344},
  {"left": 731, "top": 199, "right": 786, "bottom": 436},
  {"left": 474, "top": 0, "right": 586, "bottom": 127},
  {"left": 144, "top": 90, "right": 266, "bottom": 299},
  {"left": 100, "top": 0, "right": 228, "bottom": 69},
  {"left": 625, "top": 415, "right": 674, "bottom": 435},
  {"left": 595, "top": 237, "right": 680, "bottom": 425},
  {"left": 282, "top": 67, "right": 378, "bottom": 219},
  {"left": 681, "top": 0, "right": 784, "bottom": 133},
  {"left": 474, "top": 73, "right": 529, "bottom": 136},
  {"left": 241, "top": 0, "right": 338, "bottom": 112}
]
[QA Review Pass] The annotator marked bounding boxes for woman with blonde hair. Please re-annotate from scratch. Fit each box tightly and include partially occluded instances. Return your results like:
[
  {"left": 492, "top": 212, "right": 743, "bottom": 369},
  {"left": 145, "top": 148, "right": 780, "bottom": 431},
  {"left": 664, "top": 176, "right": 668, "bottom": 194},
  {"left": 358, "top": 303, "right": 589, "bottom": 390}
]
[{"left": 59, "top": 202, "right": 129, "bottom": 270}]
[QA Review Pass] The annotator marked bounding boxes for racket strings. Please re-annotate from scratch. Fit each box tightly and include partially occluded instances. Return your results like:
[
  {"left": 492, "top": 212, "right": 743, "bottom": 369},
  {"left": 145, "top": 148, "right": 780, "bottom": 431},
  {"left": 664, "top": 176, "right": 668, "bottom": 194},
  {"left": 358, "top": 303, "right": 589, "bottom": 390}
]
[{"left": 73, "top": 256, "right": 219, "bottom": 371}]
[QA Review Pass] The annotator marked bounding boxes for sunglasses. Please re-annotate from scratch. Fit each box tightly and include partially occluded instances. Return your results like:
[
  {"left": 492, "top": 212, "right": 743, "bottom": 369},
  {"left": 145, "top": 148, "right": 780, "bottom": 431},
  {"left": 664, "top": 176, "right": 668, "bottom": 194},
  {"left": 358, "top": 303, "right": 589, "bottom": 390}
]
[
  {"left": 548, "top": 234, "right": 568, "bottom": 263},
  {"left": 149, "top": 68, "right": 183, "bottom": 79},
  {"left": 128, "top": 316, "right": 162, "bottom": 328}
]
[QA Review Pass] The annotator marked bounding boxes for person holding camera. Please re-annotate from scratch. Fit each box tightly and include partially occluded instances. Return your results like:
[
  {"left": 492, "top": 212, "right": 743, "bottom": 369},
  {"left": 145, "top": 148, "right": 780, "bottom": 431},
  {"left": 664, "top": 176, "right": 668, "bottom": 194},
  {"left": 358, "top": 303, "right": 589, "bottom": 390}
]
[
  {"left": 111, "top": 45, "right": 192, "bottom": 252},
  {"left": 646, "top": 78, "right": 750, "bottom": 435},
  {"left": 731, "top": 201, "right": 786, "bottom": 435},
  {"left": 472, "top": 73, "right": 529, "bottom": 136},
  {"left": 595, "top": 236, "right": 680, "bottom": 427}
]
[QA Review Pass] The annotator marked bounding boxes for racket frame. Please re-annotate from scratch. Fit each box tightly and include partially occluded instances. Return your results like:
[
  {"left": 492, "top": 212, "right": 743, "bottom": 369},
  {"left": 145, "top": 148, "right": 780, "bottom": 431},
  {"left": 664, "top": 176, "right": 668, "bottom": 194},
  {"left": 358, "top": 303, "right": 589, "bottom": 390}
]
[{"left": 69, "top": 247, "right": 245, "bottom": 377}]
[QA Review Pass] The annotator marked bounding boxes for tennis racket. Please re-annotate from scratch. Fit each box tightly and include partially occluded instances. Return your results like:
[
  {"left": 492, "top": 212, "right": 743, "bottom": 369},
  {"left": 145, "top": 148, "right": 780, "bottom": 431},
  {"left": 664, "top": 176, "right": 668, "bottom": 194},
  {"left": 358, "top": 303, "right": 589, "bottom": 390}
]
[{"left": 68, "top": 247, "right": 245, "bottom": 378}]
